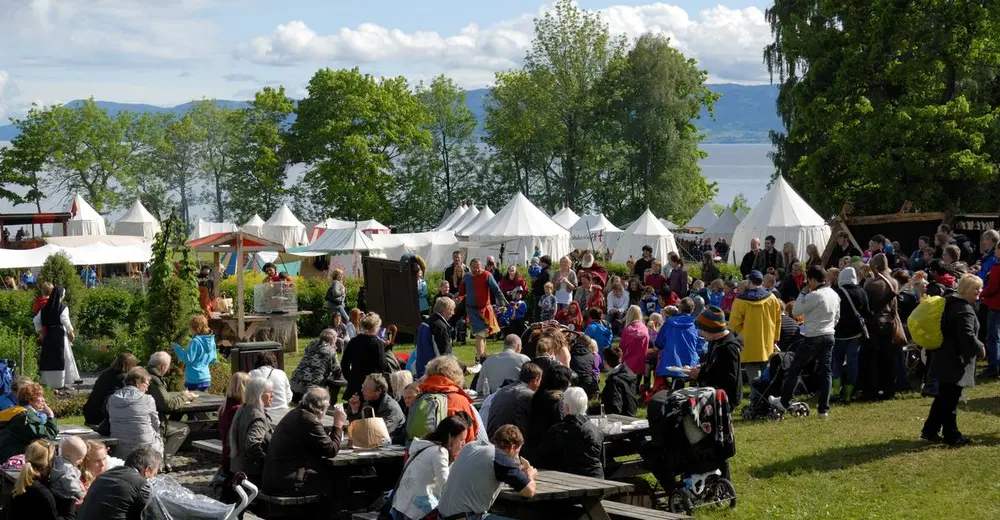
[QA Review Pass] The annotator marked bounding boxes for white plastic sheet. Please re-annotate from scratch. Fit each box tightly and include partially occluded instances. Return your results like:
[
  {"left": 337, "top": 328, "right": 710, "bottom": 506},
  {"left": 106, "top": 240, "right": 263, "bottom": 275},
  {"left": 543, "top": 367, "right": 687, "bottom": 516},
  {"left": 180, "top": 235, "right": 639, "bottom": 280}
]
[{"left": 141, "top": 476, "right": 234, "bottom": 520}]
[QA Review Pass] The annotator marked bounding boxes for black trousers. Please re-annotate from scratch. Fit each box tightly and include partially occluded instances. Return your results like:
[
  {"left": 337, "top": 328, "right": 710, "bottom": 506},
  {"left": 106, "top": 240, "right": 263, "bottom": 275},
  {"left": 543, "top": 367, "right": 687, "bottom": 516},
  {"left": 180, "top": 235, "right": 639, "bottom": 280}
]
[{"left": 922, "top": 382, "right": 963, "bottom": 442}]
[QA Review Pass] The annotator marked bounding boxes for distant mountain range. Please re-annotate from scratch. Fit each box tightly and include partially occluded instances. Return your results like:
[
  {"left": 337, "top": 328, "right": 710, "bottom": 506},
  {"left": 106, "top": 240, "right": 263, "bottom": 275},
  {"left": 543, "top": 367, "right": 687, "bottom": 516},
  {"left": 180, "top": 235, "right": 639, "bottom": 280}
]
[{"left": 0, "top": 84, "right": 780, "bottom": 144}]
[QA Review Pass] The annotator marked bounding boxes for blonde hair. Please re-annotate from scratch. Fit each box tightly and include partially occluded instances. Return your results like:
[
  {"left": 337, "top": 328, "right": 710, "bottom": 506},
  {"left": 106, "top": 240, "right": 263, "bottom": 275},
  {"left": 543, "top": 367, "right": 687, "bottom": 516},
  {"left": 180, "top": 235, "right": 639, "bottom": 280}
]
[
  {"left": 360, "top": 312, "right": 382, "bottom": 334},
  {"left": 624, "top": 305, "right": 643, "bottom": 325},
  {"left": 647, "top": 313, "right": 664, "bottom": 328},
  {"left": 425, "top": 355, "right": 464, "bottom": 384},
  {"left": 957, "top": 273, "right": 984, "bottom": 298},
  {"left": 14, "top": 440, "right": 54, "bottom": 497},
  {"left": 81, "top": 440, "right": 107, "bottom": 486},
  {"left": 227, "top": 372, "right": 251, "bottom": 402},
  {"left": 709, "top": 279, "right": 724, "bottom": 292},
  {"left": 389, "top": 370, "right": 414, "bottom": 397},
  {"left": 190, "top": 315, "right": 211, "bottom": 335},
  {"left": 331, "top": 269, "right": 344, "bottom": 281}
]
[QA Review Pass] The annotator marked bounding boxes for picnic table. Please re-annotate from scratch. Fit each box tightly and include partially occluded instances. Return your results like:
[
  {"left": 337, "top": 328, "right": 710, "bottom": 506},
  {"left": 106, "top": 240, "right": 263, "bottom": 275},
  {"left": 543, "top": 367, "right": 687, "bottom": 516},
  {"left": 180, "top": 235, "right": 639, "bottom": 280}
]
[
  {"left": 493, "top": 470, "right": 634, "bottom": 520},
  {"left": 271, "top": 406, "right": 335, "bottom": 430},
  {"left": 57, "top": 425, "right": 119, "bottom": 447},
  {"left": 587, "top": 414, "right": 651, "bottom": 481},
  {"left": 176, "top": 392, "right": 227, "bottom": 415}
]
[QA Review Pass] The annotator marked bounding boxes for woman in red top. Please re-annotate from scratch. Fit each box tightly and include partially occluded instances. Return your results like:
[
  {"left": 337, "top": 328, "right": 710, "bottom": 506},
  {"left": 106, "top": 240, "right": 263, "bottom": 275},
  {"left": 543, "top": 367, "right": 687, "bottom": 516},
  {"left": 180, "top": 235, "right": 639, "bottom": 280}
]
[
  {"left": 554, "top": 301, "right": 584, "bottom": 331},
  {"left": 498, "top": 265, "right": 527, "bottom": 297}
]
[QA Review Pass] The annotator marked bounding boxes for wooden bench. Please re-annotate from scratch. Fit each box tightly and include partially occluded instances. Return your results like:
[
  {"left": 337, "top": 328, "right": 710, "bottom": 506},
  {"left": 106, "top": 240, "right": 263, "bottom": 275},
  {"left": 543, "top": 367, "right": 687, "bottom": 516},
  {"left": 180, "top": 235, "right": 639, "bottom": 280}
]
[
  {"left": 601, "top": 500, "right": 692, "bottom": 520},
  {"left": 192, "top": 439, "right": 224, "bottom": 456},
  {"left": 252, "top": 493, "right": 323, "bottom": 518}
]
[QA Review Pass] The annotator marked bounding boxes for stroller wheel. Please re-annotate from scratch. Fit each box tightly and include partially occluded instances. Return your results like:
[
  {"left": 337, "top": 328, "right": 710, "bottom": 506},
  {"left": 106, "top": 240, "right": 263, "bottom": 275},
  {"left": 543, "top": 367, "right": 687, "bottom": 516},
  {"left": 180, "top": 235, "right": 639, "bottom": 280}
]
[
  {"left": 668, "top": 490, "right": 693, "bottom": 515},
  {"left": 740, "top": 406, "right": 756, "bottom": 421},
  {"left": 789, "top": 402, "right": 810, "bottom": 417},
  {"left": 710, "top": 478, "right": 737, "bottom": 509}
]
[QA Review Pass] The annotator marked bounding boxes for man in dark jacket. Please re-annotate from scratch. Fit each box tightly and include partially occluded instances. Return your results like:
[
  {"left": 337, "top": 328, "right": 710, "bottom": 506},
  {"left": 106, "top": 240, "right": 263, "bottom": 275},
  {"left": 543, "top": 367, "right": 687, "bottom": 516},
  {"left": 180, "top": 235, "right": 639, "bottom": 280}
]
[
  {"left": 827, "top": 232, "right": 862, "bottom": 269},
  {"left": 262, "top": 387, "right": 347, "bottom": 497},
  {"left": 485, "top": 363, "right": 542, "bottom": 438},
  {"left": 147, "top": 352, "right": 192, "bottom": 465},
  {"left": 346, "top": 374, "right": 406, "bottom": 443},
  {"left": 413, "top": 297, "right": 456, "bottom": 377},
  {"left": 689, "top": 306, "right": 744, "bottom": 410},
  {"left": 633, "top": 245, "right": 655, "bottom": 279},
  {"left": 601, "top": 346, "right": 637, "bottom": 416},
  {"left": 568, "top": 336, "right": 598, "bottom": 397},
  {"left": 533, "top": 387, "right": 604, "bottom": 478},
  {"left": 443, "top": 250, "right": 466, "bottom": 288},
  {"left": 740, "top": 238, "right": 761, "bottom": 278},
  {"left": 752, "top": 236, "right": 781, "bottom": 274},
  {"left": 77, "top": 444, "right": 160, "bottom": 520},
  {"left": 922, "top": 284, "right": 985, "bottom": 447},
  {"left": 832, "top": 267, "right": 870, "bottom": 403},
  {"left": 530, "top": 255, "right": 552, "bottom": 321}
]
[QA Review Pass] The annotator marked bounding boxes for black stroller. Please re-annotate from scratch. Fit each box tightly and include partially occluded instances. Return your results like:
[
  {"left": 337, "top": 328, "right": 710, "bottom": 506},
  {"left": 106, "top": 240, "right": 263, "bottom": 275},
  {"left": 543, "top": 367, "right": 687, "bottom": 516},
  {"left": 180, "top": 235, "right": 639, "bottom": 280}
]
[
  {"left": 640, "top": 387, "right": 738, "bottom": 515},
  {"left": 742, "top": 348, "right": 814, "bottom": 421}
]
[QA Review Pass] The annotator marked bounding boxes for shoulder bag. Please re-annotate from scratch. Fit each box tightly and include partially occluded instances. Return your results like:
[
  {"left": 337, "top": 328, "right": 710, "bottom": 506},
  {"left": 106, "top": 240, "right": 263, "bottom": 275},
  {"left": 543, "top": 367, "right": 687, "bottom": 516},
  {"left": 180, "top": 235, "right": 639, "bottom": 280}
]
[{"left": 836, "top": 285, "right": 869, "bottom": 340}]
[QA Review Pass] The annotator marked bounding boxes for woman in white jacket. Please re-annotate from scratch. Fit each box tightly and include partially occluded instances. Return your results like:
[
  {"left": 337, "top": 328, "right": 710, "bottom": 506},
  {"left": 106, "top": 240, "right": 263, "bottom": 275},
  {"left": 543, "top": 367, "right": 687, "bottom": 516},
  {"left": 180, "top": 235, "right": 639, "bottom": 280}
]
[{"left": 390, "top": 414, "right": 471, "bottom": 520}]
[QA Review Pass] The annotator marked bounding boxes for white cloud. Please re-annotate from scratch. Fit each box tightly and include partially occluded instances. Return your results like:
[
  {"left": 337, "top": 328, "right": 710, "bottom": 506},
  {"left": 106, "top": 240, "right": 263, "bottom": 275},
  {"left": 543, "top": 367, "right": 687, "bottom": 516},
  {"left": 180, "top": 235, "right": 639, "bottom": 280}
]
[{"left": 235, "top": 3, "right": 771, "bottom": 84}]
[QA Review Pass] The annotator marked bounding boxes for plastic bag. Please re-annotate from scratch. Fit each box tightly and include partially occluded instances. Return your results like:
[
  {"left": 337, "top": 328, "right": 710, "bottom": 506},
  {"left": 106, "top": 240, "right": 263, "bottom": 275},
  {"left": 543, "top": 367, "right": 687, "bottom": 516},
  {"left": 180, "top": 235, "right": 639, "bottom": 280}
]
[{"left": 142, "top": 476, "right": 234, "bottom": 520}]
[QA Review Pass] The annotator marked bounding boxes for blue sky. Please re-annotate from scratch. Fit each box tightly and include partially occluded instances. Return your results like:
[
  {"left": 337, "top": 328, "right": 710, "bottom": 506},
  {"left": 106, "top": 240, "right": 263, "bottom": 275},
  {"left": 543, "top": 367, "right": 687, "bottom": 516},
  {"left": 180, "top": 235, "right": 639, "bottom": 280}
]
[{"left": 0, "top": 1, "right": 774, "bottom": 120}]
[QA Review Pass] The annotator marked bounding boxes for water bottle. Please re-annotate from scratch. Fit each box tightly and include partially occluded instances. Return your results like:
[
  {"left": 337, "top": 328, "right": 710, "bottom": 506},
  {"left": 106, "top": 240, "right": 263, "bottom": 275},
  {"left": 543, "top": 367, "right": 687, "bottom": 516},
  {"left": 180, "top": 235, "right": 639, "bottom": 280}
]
[
  {"left": 482, "top": 375, "right": 491, "bottom": 397},
  {"left": 599, "top": 404, "right": 607, "bottom": 429}
]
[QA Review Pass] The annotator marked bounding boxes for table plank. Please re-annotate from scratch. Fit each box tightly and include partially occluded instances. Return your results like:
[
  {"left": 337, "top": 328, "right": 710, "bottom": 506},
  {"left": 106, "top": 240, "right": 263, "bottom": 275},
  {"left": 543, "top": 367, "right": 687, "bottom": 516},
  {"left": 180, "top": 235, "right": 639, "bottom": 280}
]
[
  {"left": 57, "top": 425, "right": 119, "bottom": 446},
  {"left": 177, "top": 392, "right": 227, "bottom": 414},
  {"left": 270, "top": 407, "right": 334, "bottom": 429},
  {"left": 498, "top": 471, "right": 634, "bottom": 503}
]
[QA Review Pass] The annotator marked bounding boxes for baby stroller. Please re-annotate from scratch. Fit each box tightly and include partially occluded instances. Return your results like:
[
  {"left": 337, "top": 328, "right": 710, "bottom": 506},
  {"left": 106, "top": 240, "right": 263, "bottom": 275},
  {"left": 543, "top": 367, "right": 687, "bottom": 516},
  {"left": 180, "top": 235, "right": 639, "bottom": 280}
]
[
  {"left": 742, "top": 350, "right": 811, "bottom": 421},
  {"left": 640, "top": 387, "right": 737, "bottom": 515},
  {"left": 142, "top": 473, "right": 258, "bottom": 520}
]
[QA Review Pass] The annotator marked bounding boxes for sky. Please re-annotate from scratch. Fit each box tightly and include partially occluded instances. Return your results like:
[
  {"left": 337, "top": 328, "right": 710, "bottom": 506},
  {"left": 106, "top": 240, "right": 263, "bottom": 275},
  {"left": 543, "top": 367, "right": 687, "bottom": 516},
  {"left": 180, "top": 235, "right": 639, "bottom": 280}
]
[{"left": 0, "top": 0, "right": 774, "bottom": 122}]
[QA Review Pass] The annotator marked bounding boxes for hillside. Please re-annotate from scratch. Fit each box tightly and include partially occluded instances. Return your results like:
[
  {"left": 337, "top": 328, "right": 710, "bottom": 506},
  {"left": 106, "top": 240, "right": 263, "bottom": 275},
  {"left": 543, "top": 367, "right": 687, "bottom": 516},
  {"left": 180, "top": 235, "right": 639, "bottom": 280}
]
[{"left": 0, "top": 84, "right": 781, "bottom": 143}]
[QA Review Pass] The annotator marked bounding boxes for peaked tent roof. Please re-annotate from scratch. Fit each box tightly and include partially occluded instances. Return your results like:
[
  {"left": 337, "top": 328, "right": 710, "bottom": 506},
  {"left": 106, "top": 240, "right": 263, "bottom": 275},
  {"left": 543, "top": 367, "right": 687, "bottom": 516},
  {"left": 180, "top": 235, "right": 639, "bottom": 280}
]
[
  {"left": 115, "top": 200, "right": 161, "bottom": 240},
  {"left": 469, "top": 193, "right": 570, "bottom": 263},
  {"left": 64, "top": 194, "right": 107, "bottom": 236},
  {"left": 455, "top": 205, "right": 495, "bottom": 237},
  {"left": 241, "top": 214, "right": 266, "bottom": 237},
  {"left": 305, "top": 226, "right": 381, "bottom": 254},
  {"left": 435, "top": 205, "right": 468, "bottom": 231},
  {"left": 684, "top": 203, "right": 718, "bottom": 231},
  {"left": 611, "top": 209, "right": 678, "bottom": 262},
  {"left": 449, "top": 206, "right": 480, "bottom": 234},
  {"left": 735, "top": 208, "right": 748, "bottom": 220},
  {"left": 570, "top": 214, "right": 624, "bottom": 252},
  {"left": 357, "top": 219, "right": 390, "bottom": 234},
  {"left": 263, "top": 203, "right": 308, "bottom": 248},
  {"left": 731, "top": 176, "right": 831, "bottom": 262},
  {"left": 704, "top": 209, "right": 741, "bottom": 238},
  {"left": 659, "top": 218, "right": 680, "bottom": 230},
  {"left": 551, "top": 207, "right": 580, "bottom": 229}
]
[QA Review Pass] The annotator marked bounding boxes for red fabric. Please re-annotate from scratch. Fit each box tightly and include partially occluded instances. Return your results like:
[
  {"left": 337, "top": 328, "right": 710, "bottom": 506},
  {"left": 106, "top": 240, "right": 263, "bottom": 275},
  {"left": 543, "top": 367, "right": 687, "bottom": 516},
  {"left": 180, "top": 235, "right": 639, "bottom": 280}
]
[
  {"left": 587, "top": 288, "right": 606, "bottom": 314},
  {"left": 580, "top": 264, "right": 608, "bottom": 286},
  {"left": 418, "top": 375, "right": 479, "bottom": 443},
  {"left": 555, "top": 302, "right": 584, "bottom": 330},
  {"left": 498, "top": 276, "right": 526, "bottom": 296},
  {"left": 32, "top": 296, "right": 49, "bottom": 314},
  {"left": 721, "top": 291, "right": 738, "bottom": 312},
  {"left": 982, "top": 264, "right": 1000, "bottom": 310},
  {"left": 663, "top": 291, "right": 680, "bottom": 307},
  {"left": 792, "top": 273, "right": 805, "bottom": 289},
  {"left": 644, "top": 274, "right": 666, "bottom": 292},
  {"left": 620, "top": 322, "right": 650, "bottom": 376}
]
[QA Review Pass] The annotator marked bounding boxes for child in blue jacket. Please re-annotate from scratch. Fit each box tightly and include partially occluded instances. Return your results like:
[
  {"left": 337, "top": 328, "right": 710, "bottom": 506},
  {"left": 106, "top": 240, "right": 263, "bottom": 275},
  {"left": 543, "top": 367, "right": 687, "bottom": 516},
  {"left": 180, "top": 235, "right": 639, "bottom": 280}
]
[
  {"left": 584, "top": 308, "right": 614, "bottom": 350},
  {"left": 173, "top": 315, "right": 218, "bottom": 391},
  {"left": 653, "top": 297, "right": 701, "bottom": 383}
]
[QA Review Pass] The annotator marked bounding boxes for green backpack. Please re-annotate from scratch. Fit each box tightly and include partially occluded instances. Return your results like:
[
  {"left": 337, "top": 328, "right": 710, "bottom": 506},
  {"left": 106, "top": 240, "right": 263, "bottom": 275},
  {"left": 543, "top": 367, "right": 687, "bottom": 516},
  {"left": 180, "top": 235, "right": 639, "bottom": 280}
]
[{"left": 406, "top": 392, "right": 450, "bottom": 441}]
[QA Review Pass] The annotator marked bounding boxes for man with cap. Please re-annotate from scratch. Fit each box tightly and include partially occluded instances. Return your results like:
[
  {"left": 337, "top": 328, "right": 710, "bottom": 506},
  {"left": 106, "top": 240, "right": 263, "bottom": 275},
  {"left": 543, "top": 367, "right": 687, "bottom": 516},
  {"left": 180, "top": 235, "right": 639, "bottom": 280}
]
[
  {"left": 729, "top": 270, "right": 783, "bottom": 384},
  {"left": 687, "top": 306, "right": 744, "bottom": 411},
  {"left": 633, "top": 245, "right": 655, "bottom": 278},
  {"left": 770, "top": 265, "right": 840, "bottom": 417}
]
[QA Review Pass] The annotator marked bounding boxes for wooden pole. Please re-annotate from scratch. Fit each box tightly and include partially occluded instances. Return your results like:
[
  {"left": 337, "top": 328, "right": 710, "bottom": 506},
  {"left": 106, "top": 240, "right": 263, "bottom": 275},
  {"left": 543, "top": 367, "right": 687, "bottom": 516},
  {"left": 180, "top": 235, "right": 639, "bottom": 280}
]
[
  {"left": 213, "top": 251, "right": 221, "bottom": 300},
  {"left": 236, "top": 231, "right": 245, "bottom": 339}
]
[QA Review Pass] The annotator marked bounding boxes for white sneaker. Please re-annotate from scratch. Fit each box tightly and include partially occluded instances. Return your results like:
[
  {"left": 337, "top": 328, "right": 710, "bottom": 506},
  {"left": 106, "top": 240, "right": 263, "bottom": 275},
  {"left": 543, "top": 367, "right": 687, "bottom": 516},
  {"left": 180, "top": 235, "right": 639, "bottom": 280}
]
[
  {"left": 818, "top": 411, "right": 829, "bottom": 418},
  {"left": 768, "top": 396, "right": 787, "bottom": 412}
]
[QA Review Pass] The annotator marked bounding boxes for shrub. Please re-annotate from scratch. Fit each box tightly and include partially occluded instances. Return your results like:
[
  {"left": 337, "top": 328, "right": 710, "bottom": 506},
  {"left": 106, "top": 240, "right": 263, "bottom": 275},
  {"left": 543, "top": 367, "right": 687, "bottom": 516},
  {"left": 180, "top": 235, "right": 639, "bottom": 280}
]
[
  {"left": 687, "top": 263, "right": 742, "bottom": 282},
  {"left": 77, "top": 287, "right": 137, "bottom": 339},
  {"left": 209, "top": 360, "right": 232, "bottom": 396},
  {"left": 0, "top": 326, "right": 39, "bottom": 379},
  {"left": 145, "top": 218, "right": 201, "bottom": 360},
  {"left": 0, "top": 290, "right": 36, "bottom": 337},
  {"left": 50, "top": 393, "right": 87, "bottom": 418},
  {"left": 39, "top": 252, "right": 86, "bottom": 321},
  {"left": 72, "top": 338, "right": 114, "bottom": 373}
]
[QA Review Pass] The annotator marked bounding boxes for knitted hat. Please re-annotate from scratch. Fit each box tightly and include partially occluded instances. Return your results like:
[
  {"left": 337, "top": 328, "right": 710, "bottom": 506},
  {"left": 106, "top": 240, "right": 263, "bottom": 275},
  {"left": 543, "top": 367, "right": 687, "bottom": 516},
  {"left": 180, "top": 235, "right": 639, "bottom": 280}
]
[
  {"left": 748, "top": 270, "right": 764, "bottom": 285},
  {"left": 696, "top": 306, "right": 727, "bottom": 333}
]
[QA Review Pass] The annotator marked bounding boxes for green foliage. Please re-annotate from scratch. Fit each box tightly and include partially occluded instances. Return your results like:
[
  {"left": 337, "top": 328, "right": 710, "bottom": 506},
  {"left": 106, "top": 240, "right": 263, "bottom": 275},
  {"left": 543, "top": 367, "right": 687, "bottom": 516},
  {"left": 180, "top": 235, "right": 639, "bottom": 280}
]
[
  {"left": 209, "top": 360, "right": 232, "bottom": 396},
  {"left": 145, "top": 217, "right": 201, "bottom": 359},
  {"left": 728, "top": 193, "right": 751, "bottom": 215},
  {"left": 687, "top": 263, "right": 742, "bottom": 282},
  {"left": 39, "top": 252, "right": 86, "bottom": 321},
  {"left": 188, "top": 100, "right": 238, "bottom": 222},
  {"left": 0, "top": 290, "right": 36, "bottom": 337},
  {"left": 0, "top": 327, "right": 38, "bottom": 379},
  {"left": 290, "top": 68, "right": 431, "bottom": 222},
  {"left": 76, "top": 287, "right": 138, "bottom": 340},
  {"left": 228, "top": 87, "right": 294, "bottom": 223},
  {"left": 50, "top": 393, "right": 87, "bottom": 418},
  {"left": 764, "top": 1, "right": 1000, "bottom": 216}
]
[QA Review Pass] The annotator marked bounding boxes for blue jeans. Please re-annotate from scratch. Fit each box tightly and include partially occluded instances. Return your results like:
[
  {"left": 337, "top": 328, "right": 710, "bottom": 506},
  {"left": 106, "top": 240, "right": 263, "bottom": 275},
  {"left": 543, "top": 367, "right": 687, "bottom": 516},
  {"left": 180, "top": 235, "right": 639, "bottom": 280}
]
[
  {"left": 781, "top": 334, "right": 834, "bottom": 414},
  {"left": 987, "top": 309, "right": 1000, "bottom": 369},
  {"left": 832, "top": 337, "right": 861, "bottom": 385},
  {"left": 185, "top": 382, "right": 210, "bottom": 391}
]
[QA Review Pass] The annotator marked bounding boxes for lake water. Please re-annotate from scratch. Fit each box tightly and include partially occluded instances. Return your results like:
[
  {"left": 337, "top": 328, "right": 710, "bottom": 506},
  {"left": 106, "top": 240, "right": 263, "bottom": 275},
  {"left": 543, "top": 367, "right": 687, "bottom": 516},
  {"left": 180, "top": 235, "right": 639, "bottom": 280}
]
[{"left": 0, "top": 141, "right": 776, "bottom": 215}]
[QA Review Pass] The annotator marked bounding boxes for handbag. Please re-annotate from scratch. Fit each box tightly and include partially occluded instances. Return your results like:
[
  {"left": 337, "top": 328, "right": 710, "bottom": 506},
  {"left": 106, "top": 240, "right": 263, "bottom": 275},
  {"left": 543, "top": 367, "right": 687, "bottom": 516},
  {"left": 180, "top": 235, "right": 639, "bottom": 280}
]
[
  {"left": 875, "top": 272, "right": 907, "bottom": 348},
  {"left": 347, "top": 406, "right": 391, "bottom": 449},
  {"left": 836, "top": 285, "right": 869, "bottom": 340},
  {"left": 373, "top": 445, "right": 433, "bottom": 520}
]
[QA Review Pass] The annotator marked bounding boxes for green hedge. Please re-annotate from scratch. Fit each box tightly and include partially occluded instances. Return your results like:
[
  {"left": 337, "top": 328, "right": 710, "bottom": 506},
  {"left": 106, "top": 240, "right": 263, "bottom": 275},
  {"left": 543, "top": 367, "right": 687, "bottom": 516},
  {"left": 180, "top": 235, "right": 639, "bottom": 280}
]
[
  {"left": 0, "top": 327, "right": 39, "bottom": 379},
  {"left": 0, "top": 290, "right": 36, "bottom": 337},
  {"left": 76, "top": 287, "right": 140, "bottom": 339},
  {"left": 687, "top": 263, "right": 743, "bottom": 282}
]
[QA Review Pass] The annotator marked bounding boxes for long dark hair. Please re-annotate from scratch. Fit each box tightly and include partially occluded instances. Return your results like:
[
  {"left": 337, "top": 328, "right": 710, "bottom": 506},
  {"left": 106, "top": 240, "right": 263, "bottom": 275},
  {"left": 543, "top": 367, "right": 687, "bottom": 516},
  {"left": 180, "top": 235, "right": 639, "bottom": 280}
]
[{"left": 424, "top": 413, "right": 470, "bottom": 447}]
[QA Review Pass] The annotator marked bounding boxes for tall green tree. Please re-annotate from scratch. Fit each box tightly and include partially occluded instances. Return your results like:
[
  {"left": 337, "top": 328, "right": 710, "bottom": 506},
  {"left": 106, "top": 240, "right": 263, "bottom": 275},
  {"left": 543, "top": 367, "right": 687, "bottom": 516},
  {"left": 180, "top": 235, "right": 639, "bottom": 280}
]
[
  {"left": 228, "top": 87, "right": 295, "bottom": 223},
  {"left": 598, "top": 33, "right": 717, "bottom": 223},
  {"left": 414, "top": 75, "right": 481, "bottom": 210},
  {"left": 145, "top": 214, "right": 200, "bottom": 357},
  {"left": 151, "top": 113, "right": 205, "bottom": 227},
  {"left": 765, "top": 1, "right": 1000, "bottom": 215},
  {"left": 188, "top": 100, "right": 238, "bottom": 221},
  {"left": 728, "top": 193, "right": 751, "bottom": 215},
  {"left": 290, "top": 68, "right": 429, "bottom": 222},
  {"left": 0, "top": 106, "right": 51, "bottom": 214}
]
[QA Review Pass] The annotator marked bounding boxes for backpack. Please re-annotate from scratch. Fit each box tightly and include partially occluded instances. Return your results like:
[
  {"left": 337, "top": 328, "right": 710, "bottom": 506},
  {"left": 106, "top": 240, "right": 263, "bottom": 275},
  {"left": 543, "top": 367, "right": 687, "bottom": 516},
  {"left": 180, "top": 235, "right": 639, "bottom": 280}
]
[
  {"left": 907, "top": 295, "right": 946, "bottom": 350},
  {"left": 0, "top": 361, "right": 14, "bottom": 412},
  {"left": 406, "top": 392, "right": 450, "bottom": 441}
]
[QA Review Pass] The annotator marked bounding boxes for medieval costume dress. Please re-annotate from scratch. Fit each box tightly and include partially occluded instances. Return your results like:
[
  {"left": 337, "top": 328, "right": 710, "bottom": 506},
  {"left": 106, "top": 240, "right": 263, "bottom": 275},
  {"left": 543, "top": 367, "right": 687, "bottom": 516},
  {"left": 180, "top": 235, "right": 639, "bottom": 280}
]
[
  {"left": 458, "top": 270, "right": 507, "bottom": 339},
  {"left": 33, "top": 287, "right": 80, "bottom": 389}
]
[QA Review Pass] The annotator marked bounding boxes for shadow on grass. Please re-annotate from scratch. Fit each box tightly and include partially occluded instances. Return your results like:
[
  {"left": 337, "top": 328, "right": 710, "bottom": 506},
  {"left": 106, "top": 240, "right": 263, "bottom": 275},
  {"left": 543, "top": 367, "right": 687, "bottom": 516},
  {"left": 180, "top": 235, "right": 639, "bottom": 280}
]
[
  {"left": 751, "top": 435, "right": 1000, "bottom": 479},
  {"left": 963, "top": 396, "right": 1000, "bottom": 418}
]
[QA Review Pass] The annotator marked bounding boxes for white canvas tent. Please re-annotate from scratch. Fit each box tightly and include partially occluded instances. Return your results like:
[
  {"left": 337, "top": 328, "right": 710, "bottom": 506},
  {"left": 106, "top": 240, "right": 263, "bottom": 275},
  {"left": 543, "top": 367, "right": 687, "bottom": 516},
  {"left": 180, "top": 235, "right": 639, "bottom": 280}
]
[
  {"left": 551, "top": 207, "right": 580, "bottom": 230},
  {"left": 357, "top": 219, "right": 390, "bottom": 235},
  {"left": 469, "top": 193, "right": 570, "bottom": 264},
  {"left": 63, "top": 195, "right": 107, "bottom": 236},
  {"left": 189, "top": 219, "right": 237, "bottom": 241},
  {"left": 735, "top": 208, "right": 748, "bottom": 220},
  {"left": 0, "top": 241, "right": 152, "bottom": 269},
  {"left": 114, "top": 200, "right": 161, "bottom": 240},
  {"left": 704, "top": 209, "right": 741, "bottom": 244},
  {"left": 569, "top": 214, "right": 624, "bottom": 252},
  {"left": 659, "top": 218, "right": 680, "bottom": 230},
  {"left": 241, "top": 214, "right": 266, "bottom": 238},
  {"left": 298, "top": 226, "right": 386, "bottom": 278},
  {"left": 435, "top": 204, "right": 468, "bottom": 232},
  {"left": 371, "top": 231, "right": 459, "bottom": 271},
  {"left": 455, "top": 205, "right": 496, "bottom": 237},
  {"left": 449, "top": 206, "right": 480, "bottom": 234},
  {"left": 611, "top": 209, "right": 678, "bottom": 263},
  {"left": 263, "top": 204, "right": 308, "bottom": 248},
  {"left": 731, "top": 176, "right": 831, "bottom": 263},
  {"left": 684, "top": 203, "right": 718, "bottom": 231}
]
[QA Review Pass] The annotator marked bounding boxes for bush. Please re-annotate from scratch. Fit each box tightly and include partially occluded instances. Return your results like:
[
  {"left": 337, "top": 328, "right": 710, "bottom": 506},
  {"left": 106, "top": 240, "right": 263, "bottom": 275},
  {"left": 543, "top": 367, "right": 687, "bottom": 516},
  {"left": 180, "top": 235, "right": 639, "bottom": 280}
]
[
  {"left": 209, "top": 360, "right": 232, "bottom": 396},
  {"left": 77, "top": 287, "right": 137, "bottom": 339},
  {"left": 687, "top": 263, "right": 742, "bottom": 282},
  {"left": 50, "top": 393, "right": 87, "bottom": 418},
  {"left": 0, "top": 326, "right": 39, "bottom": 379},
  {"left": 39, "top": 252, "right": 86, "bottom": 321},
  {"left": 0, "top": 290, "right": 36, "bottom": 337}
]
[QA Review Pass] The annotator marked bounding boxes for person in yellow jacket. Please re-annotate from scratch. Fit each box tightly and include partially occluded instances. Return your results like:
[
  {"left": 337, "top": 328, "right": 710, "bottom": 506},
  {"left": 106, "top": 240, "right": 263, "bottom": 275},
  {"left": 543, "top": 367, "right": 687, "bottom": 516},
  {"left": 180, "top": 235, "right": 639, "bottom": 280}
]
[{"left": 729, "top": 270, "right": 783, "bottom": 382}]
